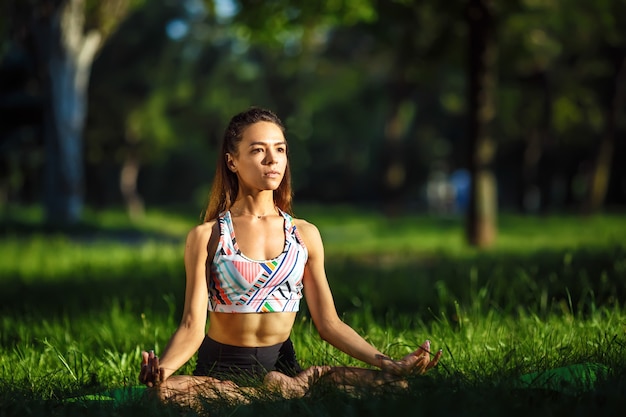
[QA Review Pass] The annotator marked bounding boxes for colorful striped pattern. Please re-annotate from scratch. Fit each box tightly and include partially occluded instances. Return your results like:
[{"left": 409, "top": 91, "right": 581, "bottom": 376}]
[{"left": 208, "top": 210, "right": 307, "bottom": 313}]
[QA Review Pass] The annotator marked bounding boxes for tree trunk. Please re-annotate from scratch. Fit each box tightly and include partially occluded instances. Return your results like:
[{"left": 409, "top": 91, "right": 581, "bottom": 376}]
[
  {"left": 35, "top": 0, "right": 100, "bottom": 224},
  {"left": 583, "top": 55, "right": 626, "bottom": 214},
  {"left": 381, "top": 24, "right": 415, "bottom": 216},
  {"left": 381, "top": 98, "right": 413, "bottom": 216},
  {"left": 120, "top": 141, "right": 144, "bottom": 221},
  {"left": 465, "top": 0, "right": 497, "bottom": 248},
  {"left": 520, "top": 71, "right": 555, "bottom": 213}
]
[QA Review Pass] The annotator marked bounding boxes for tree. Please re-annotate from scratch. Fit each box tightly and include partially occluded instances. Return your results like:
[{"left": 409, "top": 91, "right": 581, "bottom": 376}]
[
  {"left": 465, "top": 0, "right": 497, "bottom": 247},
  {"left": 86, "top": 0, "right": 193, "bottom": 217},
  {"left": 2, "top": 0, "right": 142, "bottom": 224},
  {"left": 230, "top": 0, "right": 466, "bottom": 209},
  {"left": 579, "top": 0, "right": 626, "bottom": 213},
  {"left": 492, "top": 0, "right": 626, "bottom": 214}
]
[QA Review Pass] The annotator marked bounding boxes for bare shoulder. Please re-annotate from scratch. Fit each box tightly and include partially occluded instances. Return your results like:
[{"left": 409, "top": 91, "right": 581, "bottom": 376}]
[
  {"left": 293, "top": 217, "right": 319, "bottom": 235},
  {"left": 293, "top": 218, "right": 323, "bottom": 246},
  {"left": 186, "top": 220, "right": 217, "bottom": 248}
]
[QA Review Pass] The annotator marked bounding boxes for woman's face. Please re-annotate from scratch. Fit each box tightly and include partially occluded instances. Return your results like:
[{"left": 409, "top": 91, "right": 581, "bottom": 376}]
[{"left": 227, "top": 121, "right": 288, "bottom": 192}]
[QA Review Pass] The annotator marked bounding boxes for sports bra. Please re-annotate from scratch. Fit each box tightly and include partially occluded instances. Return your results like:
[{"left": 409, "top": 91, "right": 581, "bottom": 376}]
[{"left": 208, "top": 209, "right": 307, "bottom": 313}]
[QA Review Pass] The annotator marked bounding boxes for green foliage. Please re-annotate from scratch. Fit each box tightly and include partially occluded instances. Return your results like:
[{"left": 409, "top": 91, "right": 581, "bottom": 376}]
[
  {"left": 85, "top": 0, "right": 146, "bottom": 40},
  {"left": 3, "top": 0, "right": 626, "bottom": 212},
  {"left": 75, "top": 0, "right": 626, "bottom": 211}
]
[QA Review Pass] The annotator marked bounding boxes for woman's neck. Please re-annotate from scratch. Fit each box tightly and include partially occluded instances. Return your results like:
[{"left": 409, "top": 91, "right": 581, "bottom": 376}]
[{"left": 230, "top": 194, "right": 277, "bottom": 219}]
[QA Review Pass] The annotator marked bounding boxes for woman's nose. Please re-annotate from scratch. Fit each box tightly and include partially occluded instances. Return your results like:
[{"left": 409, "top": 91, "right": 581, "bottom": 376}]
[{"left": 265, "top": 150, "right": 278, "bottom": 164}]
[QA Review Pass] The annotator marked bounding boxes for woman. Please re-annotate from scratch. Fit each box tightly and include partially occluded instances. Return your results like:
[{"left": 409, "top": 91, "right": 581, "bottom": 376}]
[{"left": 139, "top": 107, "right": 442, "bottom": 404}]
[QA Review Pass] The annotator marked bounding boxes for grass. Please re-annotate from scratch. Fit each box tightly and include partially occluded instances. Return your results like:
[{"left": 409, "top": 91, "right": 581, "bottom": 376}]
[{"left": 0, "top": 204, "right": 625, "bottom": 416}]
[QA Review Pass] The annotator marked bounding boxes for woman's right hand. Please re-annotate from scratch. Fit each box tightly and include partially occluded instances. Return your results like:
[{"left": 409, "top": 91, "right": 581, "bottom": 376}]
[{"left": 139, "top": 350, "right": 164, "bottom": 387}]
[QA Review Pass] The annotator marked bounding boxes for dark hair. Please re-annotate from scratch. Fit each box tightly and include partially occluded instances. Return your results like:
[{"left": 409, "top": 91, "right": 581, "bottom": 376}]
[{"left": 203, "top": 107, "right": 293, "bottom": 221}]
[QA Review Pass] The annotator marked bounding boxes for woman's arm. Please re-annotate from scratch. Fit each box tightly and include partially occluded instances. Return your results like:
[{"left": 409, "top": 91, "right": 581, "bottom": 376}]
[
  {"left": 297, "top": 220, "right": 387, "bottom": 367},
  {"left": 140, "top": 222, "right": 214, "bottom": 384},
  {"left": 297, "top": 220, "right": 441, "bottom": 374}
]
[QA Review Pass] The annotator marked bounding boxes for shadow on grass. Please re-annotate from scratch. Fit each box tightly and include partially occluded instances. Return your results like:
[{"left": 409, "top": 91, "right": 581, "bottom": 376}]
[
  {"left": 0, "top": 253, "right": 185, "bottom": 321},
  {"left": 324, "top": 244, "right": 626, "bottom": 321},
  {"left": 0, "top": 217, "right": 184, "bottom": 245}
]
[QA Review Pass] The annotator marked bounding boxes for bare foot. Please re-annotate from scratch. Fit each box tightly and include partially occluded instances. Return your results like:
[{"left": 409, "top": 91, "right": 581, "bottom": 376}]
[
  {"left": 321, "top": 367, "right": 409, "bottom": 392},
  {"left": 264, "top": 366, "right": 332, "bottom": 398},
  {"left": 157, "top": 375, "right": 251, "bottom": 406}
]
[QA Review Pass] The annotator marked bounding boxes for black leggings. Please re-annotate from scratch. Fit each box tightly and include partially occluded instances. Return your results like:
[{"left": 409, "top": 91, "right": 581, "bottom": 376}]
[{"left": 193, "top": 336, "right": 303, "bottom": 384}]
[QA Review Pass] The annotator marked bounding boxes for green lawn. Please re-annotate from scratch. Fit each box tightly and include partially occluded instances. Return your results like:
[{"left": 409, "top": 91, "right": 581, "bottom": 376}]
[{"left": 1, "top": 205, "right": 625, "bottom": 416}]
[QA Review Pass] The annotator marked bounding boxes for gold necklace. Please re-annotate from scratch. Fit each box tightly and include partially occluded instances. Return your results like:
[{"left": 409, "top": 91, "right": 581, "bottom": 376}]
[{"left": 232, "top": 207, "right": 277, "bottom": 219}]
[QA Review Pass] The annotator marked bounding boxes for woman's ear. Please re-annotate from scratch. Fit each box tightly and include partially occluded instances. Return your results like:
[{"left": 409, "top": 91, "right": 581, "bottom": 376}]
[{"left": 226, "top": 153, "right": 237, "bottom": 172}]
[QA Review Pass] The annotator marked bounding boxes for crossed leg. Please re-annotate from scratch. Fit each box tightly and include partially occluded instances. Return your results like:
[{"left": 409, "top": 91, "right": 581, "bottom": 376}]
[
  {"left": 155, "top": 365, "right": 414, "bottom": 408},
  {"left": 155, "top": 365, "right": 331, "bottom": 405},
  {"left": 155, "top": 345, "right": 439, "bottom": 405}
]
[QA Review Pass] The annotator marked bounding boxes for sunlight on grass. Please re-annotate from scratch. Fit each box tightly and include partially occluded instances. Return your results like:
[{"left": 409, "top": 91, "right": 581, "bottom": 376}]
[
  {"left": 1, "top": 205, "right": 625, "bottom": 416},
  {"left": 0, "top": 236, "right": 184, "bottom": 283}
]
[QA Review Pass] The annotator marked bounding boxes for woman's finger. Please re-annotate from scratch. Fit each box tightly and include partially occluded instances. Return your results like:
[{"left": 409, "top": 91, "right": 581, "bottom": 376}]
[
  {"left": 418, "top": 340, "right": 431, "bottom": 357},
  {"left": 401, "top": 340, "right": 430, "bottom": 366},
  {"left": 148, "top": 351, "right": 157, "bottom": 379},
  {"left": 410, "top": 355, "right": 429, "bottom": 375},
  {"left": 139, "top": 351, "right": 150, "bottom": 384},
  {"left": 426, "top": 349, "right": 443, "bottom": 370},
  {"left": 154, "top": 356, "right": 161, "bottom": 384}
]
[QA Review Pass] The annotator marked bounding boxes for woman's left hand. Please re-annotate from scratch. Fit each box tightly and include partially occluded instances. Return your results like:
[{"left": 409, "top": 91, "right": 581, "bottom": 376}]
[{"left": 378, "top": 340, "right": 442, "bottom": 376}]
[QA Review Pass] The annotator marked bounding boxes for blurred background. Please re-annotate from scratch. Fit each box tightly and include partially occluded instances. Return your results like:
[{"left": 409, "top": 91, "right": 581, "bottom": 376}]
[{"left": 0, "top": 0, "right": 624, "bottom": 247}]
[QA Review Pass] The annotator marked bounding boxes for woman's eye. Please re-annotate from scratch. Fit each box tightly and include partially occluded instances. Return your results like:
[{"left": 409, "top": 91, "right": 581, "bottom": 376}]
[{"left": 277, "top": 147, "right": 286, "bottom": 153}]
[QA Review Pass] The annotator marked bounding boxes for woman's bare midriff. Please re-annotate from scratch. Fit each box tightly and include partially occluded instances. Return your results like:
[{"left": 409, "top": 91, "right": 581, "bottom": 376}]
[{"left": 207, "top": 311, "right": 297, "bottom": 347}]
